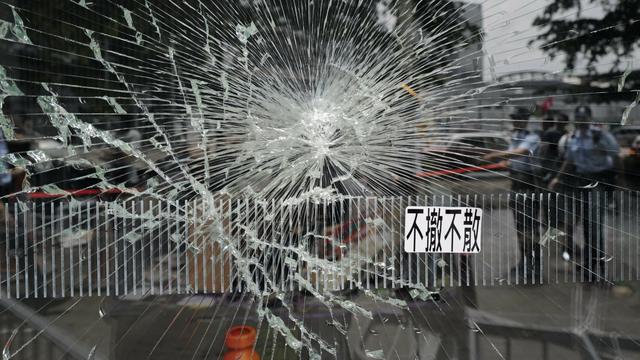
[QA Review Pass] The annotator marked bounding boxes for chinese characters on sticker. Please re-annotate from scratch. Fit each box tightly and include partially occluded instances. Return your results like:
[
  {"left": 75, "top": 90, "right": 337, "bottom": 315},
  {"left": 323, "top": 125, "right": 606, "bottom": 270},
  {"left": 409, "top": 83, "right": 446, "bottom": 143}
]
[{"left": 405, "top": 207, "right": 482, "bottom": 253}]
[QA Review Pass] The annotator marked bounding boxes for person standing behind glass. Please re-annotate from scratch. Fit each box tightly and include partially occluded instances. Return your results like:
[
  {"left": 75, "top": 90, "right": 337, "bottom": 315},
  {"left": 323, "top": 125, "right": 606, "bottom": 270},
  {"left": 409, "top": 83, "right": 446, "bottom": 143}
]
[
  {"left": 549, "top": 106, "right": 619, "bottom": 282},
  {"left": 484, "top": 107, "right": 541, "bottom": 282},
  {"left": 539, "top": 113, "right": 576, "bottom": 262}
]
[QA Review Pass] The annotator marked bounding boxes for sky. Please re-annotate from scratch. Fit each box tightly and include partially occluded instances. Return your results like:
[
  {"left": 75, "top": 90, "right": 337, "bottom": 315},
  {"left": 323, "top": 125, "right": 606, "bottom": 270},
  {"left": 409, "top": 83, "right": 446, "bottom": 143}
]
[{"left": 473, "top": 0, "right": 638, "bottom": 80}]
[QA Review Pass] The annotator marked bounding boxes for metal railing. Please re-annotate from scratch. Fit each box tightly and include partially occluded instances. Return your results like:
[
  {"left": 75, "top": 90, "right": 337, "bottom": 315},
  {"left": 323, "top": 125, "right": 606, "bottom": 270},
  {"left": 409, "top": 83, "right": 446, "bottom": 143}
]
[
  {"left": 0, "top": 191, "right": 638, "bottom": 298},
  {"left": 467, "top": 308, "right": 640, "bottom": 360}
]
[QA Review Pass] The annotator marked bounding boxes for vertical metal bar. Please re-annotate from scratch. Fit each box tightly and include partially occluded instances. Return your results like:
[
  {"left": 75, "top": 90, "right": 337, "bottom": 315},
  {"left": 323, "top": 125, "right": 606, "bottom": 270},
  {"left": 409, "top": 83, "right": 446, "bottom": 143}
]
[
  {"left": 50, "top": 202, "right": 56, "bottom": 298},
  {"left": 489, "top": 194, "right": 492, "bottom": 286},
  {"left": 383, "top": 197, "right": 389, "bottom": 289},
  {"left": 96, "top": 202, "right": 101, "bottom": 297},
  {"left": 552, "top": 192, "right": 556, "bottom": 284},
  {"left": 149, "top": 201, "right": 155, "bottom": 295},
  {"left": 140, "top": 200, "right": 145, "bottom": 295},
  {"left": 199, "top": 200, "right": 205, "bottom": 294},
  {"left": 636, "top": 190, "right": 639, "bottom": 281},
  {"left": 113, "top": 204, "right": 126, "bottom": 296},
  {"left": 397, "top": 197, "right": 402, "bottom": 289},
  {"left": 590, "top": 191, "right": 595, "bottom": 282},
  {"left": 406, "top": 196, "right": 412, "bottom": 287},
  {"left": 390, "top": 197, "right": 396, "bottom": 289},
  {"left": 532, "top": 192, "right": 537, "bottom": 284},
  {"left": 357, "top": 197, "right": 362, "bottom": 289},
  {"left": 456, "top": 194, "right": 461, "bottom": 287},
  {"left": 468, "top": 194, "right": 473, "bottom": 287},
  {"left": 281, "top": 200, "right": 288, "bottom": 292},
  {"left": 277, "top": 199, "right": 283, "bottom": 292},
  {"left": 13, "top": 202, "right": 18, "bottom": 297},
  {"left": 364, "top": 197, "right": 370, "bottom": 290},
  {"left": 524, "top": 193, "right": 528, "bottom": 285},
  {"left": 114, "top": 203, "right": 120, "bottom": 296},
  {"left": 324, "top": 198, "right": 329, "bottom": 291},
  {"left": 380, "top": 197, "right": 385, "bottom": 289},
  {"left": 338, "top": 199, "right": 343, "bottom": 291},
  {"left": 232, "top": 197, "right": 238, "bottom": 293},
  {"left": 193, "top": 200, "right": 199, "bottom": 293},
  {"left": 32, "top": 202, "right": 38, "bottom": 298},
  {"left": 191, "top": 198, "right": 196, "bottom": 293},
  {"left": 450, "top": 194, "right": 454, "bottom": 288},
  {"left": 167, "top": 202, "right": 173, "bottom": 295},
  {"left": 24, "top": 203, "right": 29, "bottom": 297},
  {"left": 549, "top": 191, "right": 554, "bottom": 284},
  {"left": 177, "top": 201, "right": 183, "bottom": 294},
  {"left": 494, "top": 194, "right": 498, "bottom": 285},
  {"left": 4, "top": 202, "right": 9, "bottom": 297},
  {"left": 618, "top": 190, "right": 622, "bottom": 282},
  {"left": 69, "top": 202, "right": 75, "bottom": 297},
  {"left": 606, "top": 191, "right": 610, "bottom": 282},
  {"left": 572, "top": 191, "right": 577, "bottom": 283},
  {"left": 132, "top": 201, "right": 137, "bottom": 296},
  {"left": 414, "top": 195, "right": 420, "bottom": 286},
  {"left": 41, "top": 203, "right": 47, "bottom": 297},
  {"left": 441, "top": 195, "right": 445, "bottom": 288},
  {"left": 563, "top": 192, "right": 568, "bottom": 284},
  {"left": 87, "top": 201, "right": 92, "bottom": 297},
  {"left": 78, "top": 202, "right": 83, "bottom": 297},
  {"left": 212, "top": 199, "right": 218, "bottom": 294},
  {"left": 76, "top": 202, "right": 82, "bottom": 297},
  {"left": 124, "top": 201, "right": 130, "bottom": 296},
  {"left": 58, "top": 201, "right": 64, "bottom": 297},
  {"left": 287, "top": 202, "right": 293, "bottom": 292},
  {"left": 13, "top": 202, "right": 21, "bottom": 298},
  {"left": 209, "top": 198, "right": 215, "bottom": 293},
  {"left": 539, "top": 191, "right": 544, "bottom": 285},
  {"left": 196, "top": 200, "right": 202, "bottom": 294},
  {"left": 583, "top": 190, "right": 588, "bottom": 282},
  {"left": 506, "top": 193, "right": 511, "bottom": 286},
  {"left": 304, "top": 197, "right": 310, "bottom": 292},
  {"left": 218, "top": 198, "right": 224, "bottom": 292},
  {"left": 628, "top": 190, "right": 632, "bottom": 281},
  {"left": 374, "top": 198, "right": 379, "bottom": 290},
  {"left": 475, "top": 194, "right": 479, "bottom": 287},
  {"left": 159, "top": 201, "right": 164, "bottom": 296},
  {"left": 106, "top": 203, "right": 111, "bottom": 297},
  {"left": 595, "top": 190, "right": 599, "bottom": 283}
]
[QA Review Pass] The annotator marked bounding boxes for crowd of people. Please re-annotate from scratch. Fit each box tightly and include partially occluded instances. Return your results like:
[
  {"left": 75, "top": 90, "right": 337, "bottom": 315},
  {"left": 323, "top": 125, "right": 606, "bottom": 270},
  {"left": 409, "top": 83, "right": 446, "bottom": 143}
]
[{"left": 484, "top": 105, "right": 624, "bottom": 283}]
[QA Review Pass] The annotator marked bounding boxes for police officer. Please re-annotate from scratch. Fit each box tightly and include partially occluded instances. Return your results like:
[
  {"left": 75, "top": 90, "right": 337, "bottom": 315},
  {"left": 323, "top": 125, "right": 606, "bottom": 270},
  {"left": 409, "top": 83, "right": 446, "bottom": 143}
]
[
  {"left": 539, "top": 113, "right": 574, "bottom": 262},
  {"left": 550, "top": 105, "right": 619, "bottom": 281},
  {"left": 484, "top": 107, "right": 541, "bottom": 282}
]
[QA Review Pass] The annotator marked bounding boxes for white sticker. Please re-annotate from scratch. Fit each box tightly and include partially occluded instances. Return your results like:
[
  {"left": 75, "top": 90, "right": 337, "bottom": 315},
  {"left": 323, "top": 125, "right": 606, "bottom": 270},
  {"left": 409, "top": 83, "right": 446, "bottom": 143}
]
[{"left": 405, "top": 207, "right": 482, "bottom": 253}]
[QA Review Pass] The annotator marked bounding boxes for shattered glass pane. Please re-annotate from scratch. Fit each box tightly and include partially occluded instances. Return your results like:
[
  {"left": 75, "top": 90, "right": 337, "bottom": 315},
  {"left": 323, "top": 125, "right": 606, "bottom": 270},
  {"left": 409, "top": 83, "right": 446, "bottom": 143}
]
[{"left": 0, "top": 0, "right": 639, "bottom": 359}]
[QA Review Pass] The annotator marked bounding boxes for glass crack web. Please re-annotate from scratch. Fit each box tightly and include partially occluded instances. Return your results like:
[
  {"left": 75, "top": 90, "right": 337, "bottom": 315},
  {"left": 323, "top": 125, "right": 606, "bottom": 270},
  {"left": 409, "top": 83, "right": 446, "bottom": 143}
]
[{"left": 0, "top": 0, "right": 638, "bottom": 359}]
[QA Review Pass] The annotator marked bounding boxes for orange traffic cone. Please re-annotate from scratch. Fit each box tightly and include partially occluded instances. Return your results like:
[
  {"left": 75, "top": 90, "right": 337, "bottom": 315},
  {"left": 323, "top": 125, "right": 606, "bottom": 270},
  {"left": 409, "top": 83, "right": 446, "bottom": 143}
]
[{"left": 223, "top": 325, "right": 260, "bottom": 360}]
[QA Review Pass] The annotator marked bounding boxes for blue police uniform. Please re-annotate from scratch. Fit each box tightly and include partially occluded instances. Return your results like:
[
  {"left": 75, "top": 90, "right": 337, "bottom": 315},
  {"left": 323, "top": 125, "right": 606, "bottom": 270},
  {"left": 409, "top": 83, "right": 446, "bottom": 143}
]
[
  {"left": 563, "top": 127, "right": 619, "bottom": 280},
  {"left": 508, "top": 130, "right": 540, "bottom": 189},
  {"left": 508, "top": 129, "right": 542, "bottom": 281},
  {"left": 565, "top": 129, "right": 618, "bottom": 178}
]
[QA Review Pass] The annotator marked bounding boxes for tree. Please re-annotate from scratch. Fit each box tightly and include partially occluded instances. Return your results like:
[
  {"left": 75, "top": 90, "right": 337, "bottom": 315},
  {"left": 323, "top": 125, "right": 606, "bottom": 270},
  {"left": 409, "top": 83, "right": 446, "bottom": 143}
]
[{"left": 532, "top": 0, "right": 640, "bottom": 74}]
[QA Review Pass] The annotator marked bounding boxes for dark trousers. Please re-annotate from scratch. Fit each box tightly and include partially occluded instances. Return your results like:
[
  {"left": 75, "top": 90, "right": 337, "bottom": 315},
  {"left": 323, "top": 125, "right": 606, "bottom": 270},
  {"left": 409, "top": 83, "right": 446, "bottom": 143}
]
[
  {"left": 561, "top": 171, "right": 612, "bottom": 279},
  {"left": 578, "top": 189, "right": 606, "bottom": 279},
  {"left": 575, "top": 172, "right": 611, "bottom": 279},
  {"left": 542, "top": 189, "right": 576, "bottom": 256},
  {"left": 509, "top": 178, "right": 541, "bottom": 272},
  {"left": 0, "top": 183, "right": 12, "bottom": 197}
]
